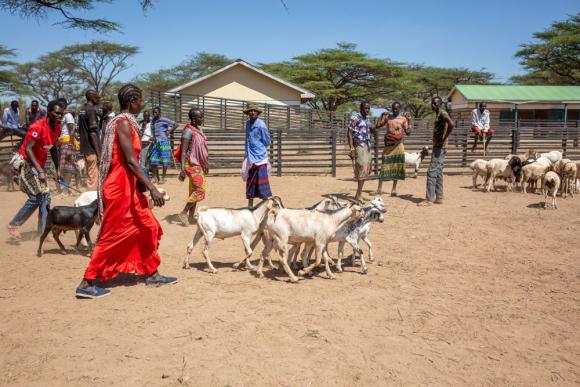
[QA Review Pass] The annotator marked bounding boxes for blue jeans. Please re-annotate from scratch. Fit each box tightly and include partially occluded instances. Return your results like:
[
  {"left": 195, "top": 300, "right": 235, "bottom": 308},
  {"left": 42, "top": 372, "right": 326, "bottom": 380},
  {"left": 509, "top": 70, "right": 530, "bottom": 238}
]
[
  {"left": 10, "top": 193, "right": 51, "bottom": 233},
  {"left": 426, "top": 147, "right": 446, "bottom": 202}
]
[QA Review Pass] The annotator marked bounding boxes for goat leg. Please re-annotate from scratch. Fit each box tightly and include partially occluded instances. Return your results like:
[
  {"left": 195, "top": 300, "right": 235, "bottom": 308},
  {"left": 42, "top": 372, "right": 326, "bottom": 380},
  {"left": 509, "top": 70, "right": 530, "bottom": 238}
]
[
  {"left": 83, "top": 227, "right": 93, "bottom": 256},
  {"left": 183, "top": 229, "right": 202, "bottom": 269},
  {"left": 363, "top": 236, "right": 374, "bottom": 263},
  {"left": 201, "top": 237, "right": 218, "bottom": 274},
  {"left": 53, "top": 230, "right": 67, "bottom": 255},
  {"left": 336, "top": 241, "right": 345, "bottom": 272},
  {"left": 279, "top": 245, "right": 299, "bottom": 283},
  {"left": 322, "top": 247, "right": 336, "bottom": 280},
  {"left": 37, "top": 227, "right": 52, "bottom": 257}
]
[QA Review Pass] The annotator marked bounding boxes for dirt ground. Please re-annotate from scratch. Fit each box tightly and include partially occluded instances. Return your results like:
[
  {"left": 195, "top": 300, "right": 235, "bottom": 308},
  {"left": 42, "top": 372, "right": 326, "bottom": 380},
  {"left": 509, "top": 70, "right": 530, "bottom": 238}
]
[{"left": 1, "top": 168, "right": 579, "bottom": 386}]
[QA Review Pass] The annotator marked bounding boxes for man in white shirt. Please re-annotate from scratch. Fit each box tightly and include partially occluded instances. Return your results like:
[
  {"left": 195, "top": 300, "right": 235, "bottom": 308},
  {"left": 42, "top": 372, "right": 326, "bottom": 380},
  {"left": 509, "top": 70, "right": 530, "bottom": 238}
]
[
  {"left": 471, "top": 102, "right": 494, "bottom": 152},
  {"left": 139, "top": 110, "right": 153, "bottom": 173}
]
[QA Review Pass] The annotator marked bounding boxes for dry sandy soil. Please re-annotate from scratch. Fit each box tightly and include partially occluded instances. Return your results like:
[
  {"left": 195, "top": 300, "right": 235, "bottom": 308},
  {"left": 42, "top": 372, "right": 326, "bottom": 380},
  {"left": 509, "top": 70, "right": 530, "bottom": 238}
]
[{"left": 1, "top": 169, "right": 579, "bottom": 386}]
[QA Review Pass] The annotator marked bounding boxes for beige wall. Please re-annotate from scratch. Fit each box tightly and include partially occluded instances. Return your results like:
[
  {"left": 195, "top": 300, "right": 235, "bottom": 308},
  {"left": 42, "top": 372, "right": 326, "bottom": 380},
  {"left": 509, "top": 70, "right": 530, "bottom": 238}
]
[{"left": 179, "top": 64, "right": 302, "bottom": 105}]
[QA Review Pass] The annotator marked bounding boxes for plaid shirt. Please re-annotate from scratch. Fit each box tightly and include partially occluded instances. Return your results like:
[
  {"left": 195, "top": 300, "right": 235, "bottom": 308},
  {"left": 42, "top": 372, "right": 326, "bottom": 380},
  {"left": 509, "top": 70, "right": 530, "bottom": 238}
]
[{"left": 349, "top": 112, "right": 371, "bottom": 145}]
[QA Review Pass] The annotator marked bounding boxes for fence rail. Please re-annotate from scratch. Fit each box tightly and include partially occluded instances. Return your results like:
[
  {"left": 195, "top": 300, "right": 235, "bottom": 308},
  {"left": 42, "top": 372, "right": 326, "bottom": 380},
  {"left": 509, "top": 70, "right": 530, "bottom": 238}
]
[{"left": 1, "top": 116, "right": 579, "bottom": 177}]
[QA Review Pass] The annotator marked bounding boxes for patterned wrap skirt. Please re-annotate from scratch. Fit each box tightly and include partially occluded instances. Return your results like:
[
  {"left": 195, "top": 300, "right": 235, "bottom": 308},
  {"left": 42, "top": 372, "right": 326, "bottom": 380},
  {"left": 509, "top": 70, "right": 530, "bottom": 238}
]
[
  {"left": 19, "top": 161, "right": 50, "bottom": 196},
  {"left": 380, "top": 143, "right": 406, "bottom": 181},
  {"left": 246, "top": 163, "right": 272, "bottom": 199},
  {"left": 185, "top": 162, "right": 206, "bottom": 203},
  {"left": 148, "top": 139, "right": 173, "bottom": 167},
  {"left": 354, "top": 142, "right": 372, "bottom": 180},
  {"left": 58, "top": 141, "right": 79, "bottom": 175}
]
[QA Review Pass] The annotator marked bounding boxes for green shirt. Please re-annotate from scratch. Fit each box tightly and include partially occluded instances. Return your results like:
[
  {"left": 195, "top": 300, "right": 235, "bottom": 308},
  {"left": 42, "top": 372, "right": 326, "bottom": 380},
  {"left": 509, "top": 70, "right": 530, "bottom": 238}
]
[{"left": 433, "top": 110, "right": 450, "bottom": 149}]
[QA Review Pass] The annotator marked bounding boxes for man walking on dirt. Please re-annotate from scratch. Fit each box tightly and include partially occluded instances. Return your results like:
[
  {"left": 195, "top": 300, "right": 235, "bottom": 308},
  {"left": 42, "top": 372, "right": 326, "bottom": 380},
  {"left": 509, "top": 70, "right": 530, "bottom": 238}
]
[
  {"left": 78, "top": 90, "right": 101, "bottom": 190},
  {"left": 418, "top": 96, "right": 454, "bottom": 207}
]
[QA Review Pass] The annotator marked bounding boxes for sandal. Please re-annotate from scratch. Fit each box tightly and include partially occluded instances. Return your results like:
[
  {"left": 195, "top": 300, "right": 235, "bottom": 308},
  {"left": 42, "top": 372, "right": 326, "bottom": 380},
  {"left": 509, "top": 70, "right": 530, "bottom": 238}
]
[{"left": 7, "top": 225, "right": 21, "bottom": 240}]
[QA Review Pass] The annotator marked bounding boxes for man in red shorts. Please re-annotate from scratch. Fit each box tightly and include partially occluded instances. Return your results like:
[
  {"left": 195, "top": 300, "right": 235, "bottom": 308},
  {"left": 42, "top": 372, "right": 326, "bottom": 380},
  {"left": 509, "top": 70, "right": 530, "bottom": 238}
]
[{"left": 471, "top": 102, "right": 494, "bottom": 152}]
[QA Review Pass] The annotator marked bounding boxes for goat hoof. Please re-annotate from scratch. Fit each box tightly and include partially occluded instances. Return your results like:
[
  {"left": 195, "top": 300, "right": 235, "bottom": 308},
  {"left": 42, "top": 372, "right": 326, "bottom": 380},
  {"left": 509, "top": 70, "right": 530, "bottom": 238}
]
[
  {"left": 257, "top": 272, "right": 264, "bottom": 279},
  {"left": 289, "top": 277, "right": 299, "bottom": 283},
  {"left": 61, "top": 251, "right": 67, "bottom": 255},
  {"left": 327, "top": 274, "right": 337, "bottom": 280},
  {"left": 209, "top": 269, "right": 218, "bottom": 274},
  {"left": 362, "top": 266, "right": 369, "bottom": 274},
  {"left": 232, "top": 262, "right": 241, "bottom": 269},
  {"left": 336, "top": 267, "right": 343, "bottom": 273},
  {"left": 297, "top": 270, "right": 306, "bottom": 276}
]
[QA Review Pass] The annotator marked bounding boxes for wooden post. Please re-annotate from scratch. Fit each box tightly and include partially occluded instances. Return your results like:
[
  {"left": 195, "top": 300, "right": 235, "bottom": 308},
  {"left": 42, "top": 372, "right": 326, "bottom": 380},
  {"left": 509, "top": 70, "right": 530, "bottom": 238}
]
[
  {"left": 277, "top": 128, "right": 282, "bottom": 177},
  {"left": 461, "top": 120, "right": 468, "bottom": 166},
  {"left": 562, "top": 103, "right": 568, "bottom": 157},
  {"left": 331, "top": 130, "right": 337, "bottom": 177},
  {"left": 373, "top": 128, "right": 379, "bottom": 175}
]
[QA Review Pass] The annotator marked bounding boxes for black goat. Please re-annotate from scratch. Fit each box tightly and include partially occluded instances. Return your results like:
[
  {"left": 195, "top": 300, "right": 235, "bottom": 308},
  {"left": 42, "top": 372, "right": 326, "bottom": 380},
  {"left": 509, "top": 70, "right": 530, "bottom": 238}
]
[{"left": 37, "top": 199, "right": 98, "bottom": 257}]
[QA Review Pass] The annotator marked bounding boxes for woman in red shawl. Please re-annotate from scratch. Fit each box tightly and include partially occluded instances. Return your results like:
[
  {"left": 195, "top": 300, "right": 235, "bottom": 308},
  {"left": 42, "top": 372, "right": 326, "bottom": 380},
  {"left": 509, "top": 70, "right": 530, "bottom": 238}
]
[{"left": 76, "top": 84, "right": 177, "bottom": 299}]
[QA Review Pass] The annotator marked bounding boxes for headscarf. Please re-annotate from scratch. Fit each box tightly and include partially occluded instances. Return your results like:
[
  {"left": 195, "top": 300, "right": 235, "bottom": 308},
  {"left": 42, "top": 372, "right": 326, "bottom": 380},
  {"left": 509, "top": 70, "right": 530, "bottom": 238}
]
[{"left": 97, "top": 112, "right": 140, "bottom": 225}]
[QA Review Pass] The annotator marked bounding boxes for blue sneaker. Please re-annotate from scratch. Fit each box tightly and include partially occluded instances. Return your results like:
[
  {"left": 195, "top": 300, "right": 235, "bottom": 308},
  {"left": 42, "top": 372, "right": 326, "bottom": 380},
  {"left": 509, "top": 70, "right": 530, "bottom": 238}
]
[
  {"left": 75, "top": 286, "right": 110, "bottom": 299},
  {"left": 145, "top": 276, "right": 178, "bottom": 286}
]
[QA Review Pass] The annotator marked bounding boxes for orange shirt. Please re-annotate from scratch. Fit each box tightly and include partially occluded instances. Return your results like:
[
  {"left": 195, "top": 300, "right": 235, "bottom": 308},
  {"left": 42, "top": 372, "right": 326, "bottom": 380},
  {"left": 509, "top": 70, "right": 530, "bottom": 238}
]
[{"left": 379, "top": 114, "right": 410, "bottom": 146}]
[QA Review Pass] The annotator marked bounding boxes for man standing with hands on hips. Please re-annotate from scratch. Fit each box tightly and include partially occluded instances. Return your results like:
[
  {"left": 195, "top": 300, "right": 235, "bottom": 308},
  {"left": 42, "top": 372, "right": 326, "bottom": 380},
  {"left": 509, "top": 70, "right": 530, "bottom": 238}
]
[{"left": 418, "top": 96, "right": 454, "bottom": 207}]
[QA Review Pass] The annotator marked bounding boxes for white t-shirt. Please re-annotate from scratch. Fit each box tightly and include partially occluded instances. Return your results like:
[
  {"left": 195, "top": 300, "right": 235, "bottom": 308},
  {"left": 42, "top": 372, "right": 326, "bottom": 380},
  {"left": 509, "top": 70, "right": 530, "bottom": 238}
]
[
  {"left": 141, "top": 122, "right": 153, "bottom": 142},
  {"left": 60, "top": 112, "right": 75, "bottom": 138}
]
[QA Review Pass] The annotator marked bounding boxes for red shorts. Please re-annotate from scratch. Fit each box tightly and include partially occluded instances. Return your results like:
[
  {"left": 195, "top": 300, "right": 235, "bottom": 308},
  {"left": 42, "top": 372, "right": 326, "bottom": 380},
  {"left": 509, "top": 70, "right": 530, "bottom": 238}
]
[{"left": 471, "top": 127, "right": 494, "bottom": 137}]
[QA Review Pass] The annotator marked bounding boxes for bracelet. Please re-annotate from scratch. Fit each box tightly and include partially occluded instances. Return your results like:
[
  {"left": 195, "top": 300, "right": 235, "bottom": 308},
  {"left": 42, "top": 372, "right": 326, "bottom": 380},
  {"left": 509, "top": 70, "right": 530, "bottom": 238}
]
[{"left": 350, "top": 147, "right": 356, "bottom": 152}]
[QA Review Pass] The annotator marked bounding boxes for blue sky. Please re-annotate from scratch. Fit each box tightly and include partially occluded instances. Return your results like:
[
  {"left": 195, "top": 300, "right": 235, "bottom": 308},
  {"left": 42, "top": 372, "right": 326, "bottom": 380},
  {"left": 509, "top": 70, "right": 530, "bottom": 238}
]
[{"left": 1, "top": 0, "right": 578, "bottom": 82}]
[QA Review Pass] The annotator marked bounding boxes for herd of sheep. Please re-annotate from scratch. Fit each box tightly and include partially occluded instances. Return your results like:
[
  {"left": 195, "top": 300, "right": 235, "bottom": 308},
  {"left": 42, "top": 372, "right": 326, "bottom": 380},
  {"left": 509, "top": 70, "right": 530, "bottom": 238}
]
[{"left": 470, "top": 150, "right": 579, "bottom": 209}]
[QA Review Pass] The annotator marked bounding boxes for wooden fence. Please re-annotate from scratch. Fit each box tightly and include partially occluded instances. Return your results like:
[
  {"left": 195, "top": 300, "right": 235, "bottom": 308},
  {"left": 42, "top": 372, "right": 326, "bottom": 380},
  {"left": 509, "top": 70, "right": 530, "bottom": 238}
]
[{"left": 2, "top": 110, "right": 579, "bottom": 178}]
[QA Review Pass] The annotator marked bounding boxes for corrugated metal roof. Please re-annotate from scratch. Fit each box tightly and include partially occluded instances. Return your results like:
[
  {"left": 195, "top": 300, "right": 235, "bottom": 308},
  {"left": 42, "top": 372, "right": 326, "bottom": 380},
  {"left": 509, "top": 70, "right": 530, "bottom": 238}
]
[{"left": 449, "top": 85, "right": 580, "bottom": 102}]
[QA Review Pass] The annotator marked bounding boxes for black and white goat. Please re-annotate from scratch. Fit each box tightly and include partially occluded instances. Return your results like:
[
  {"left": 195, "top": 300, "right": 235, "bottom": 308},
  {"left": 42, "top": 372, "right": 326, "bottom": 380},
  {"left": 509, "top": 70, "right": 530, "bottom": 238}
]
[
  {"left": 37, "top": 199, "right": 99, "bottom": 257},
  {"left": 405, "top": 146, "right": 429, "bottom": 177}
]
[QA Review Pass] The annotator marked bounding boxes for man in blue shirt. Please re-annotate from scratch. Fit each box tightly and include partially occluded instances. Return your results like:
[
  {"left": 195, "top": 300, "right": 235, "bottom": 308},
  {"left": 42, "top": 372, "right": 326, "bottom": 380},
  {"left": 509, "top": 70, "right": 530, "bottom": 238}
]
[
  {"left": 1, "top": 100, "right": 26, "bottom": 140},
  {"left": 244, "top": 103, "right": 272, "bottom": 208},
  {"left": 149, "top": 106, "right": 178, "bottom": 184}
]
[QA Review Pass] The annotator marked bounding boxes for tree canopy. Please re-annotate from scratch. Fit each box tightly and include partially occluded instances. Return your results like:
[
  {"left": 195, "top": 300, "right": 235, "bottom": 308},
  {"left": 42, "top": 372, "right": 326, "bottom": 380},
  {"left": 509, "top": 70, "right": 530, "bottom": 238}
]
[
  {"left": 60, "top": 41, "right": 139, "bottom": 97},
  {"left": 0, "top": 0, "right": 154, "bottom": 33},
  {"left": 511, "top": 13, "right": 580, "bottom": 85},
  {"left": 262, "top": 43, "right": 402, "bottom": 112},
  {"left": 390, "top": 66, "right": 494, "bottom": 119},
  {"left": 0, "top": 45, "right": 18, "bottom": 94}
]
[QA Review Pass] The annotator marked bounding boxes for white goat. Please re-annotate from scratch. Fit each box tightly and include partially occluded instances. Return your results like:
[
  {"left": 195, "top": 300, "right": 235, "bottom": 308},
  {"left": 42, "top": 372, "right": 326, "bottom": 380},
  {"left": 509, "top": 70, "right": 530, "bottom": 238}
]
[
  {"left": 469, "top": 159, "right": 489, "bottom": 189},
  {"left": 257, "top": 204, "right": 364, "bottom": 282},
  {"left": 543, "top": 171, "right": 561, "bottom": 209},
  {"left": 293, "top": 197, "right": 386, "bottom": 274},
  {"left": 183, "top": 197, "right": 280, "bottom": 273},
  {"left": 405, "top": 147, "right": 429, "bottom": 178}
]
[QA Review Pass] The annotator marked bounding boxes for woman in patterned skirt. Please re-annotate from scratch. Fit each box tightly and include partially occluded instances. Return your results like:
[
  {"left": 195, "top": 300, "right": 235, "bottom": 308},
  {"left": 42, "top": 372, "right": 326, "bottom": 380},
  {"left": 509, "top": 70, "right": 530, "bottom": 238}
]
[{"left": 376, "top": 101, "right": 412, "bottom": 196}]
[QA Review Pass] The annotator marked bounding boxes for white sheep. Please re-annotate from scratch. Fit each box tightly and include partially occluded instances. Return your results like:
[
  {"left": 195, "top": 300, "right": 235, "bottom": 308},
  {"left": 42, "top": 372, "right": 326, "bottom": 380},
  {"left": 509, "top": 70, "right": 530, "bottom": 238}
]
[
  {"left": 543, "top": 171, "right": 561, "bottom": 209},
  {"left": 557, "top": 160, "right": 577, "bottom": 198},
  {"left": 485, "top": 158, "right": 518, "bottom": 192},
  {"left": 537, "top": 150, "right": 562, "bottom": 164},
  {"left": 469, "top": 159, "right": 489, "bottom": 190},
  {"left": 521, "top": 163, "right": 551, "bottom": 194},
  {"left": 183, "top": 197, "right": 281, "bottom": 273},
  {"left": 405, "top": 146, "right": 429, "bottom": 178},
  {"left": 257, "top": 204, "right": 364, "bottom": 282}
]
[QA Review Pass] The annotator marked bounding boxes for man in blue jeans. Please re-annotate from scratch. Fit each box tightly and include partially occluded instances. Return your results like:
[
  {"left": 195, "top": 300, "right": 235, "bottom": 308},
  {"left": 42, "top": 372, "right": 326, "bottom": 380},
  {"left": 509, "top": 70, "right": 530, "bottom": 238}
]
[
  {"left": 418, "top": 96, "right": 454, "bottom": 207},
  {"left": 6, "top": 100, "right": 63, "bottom": 240}
]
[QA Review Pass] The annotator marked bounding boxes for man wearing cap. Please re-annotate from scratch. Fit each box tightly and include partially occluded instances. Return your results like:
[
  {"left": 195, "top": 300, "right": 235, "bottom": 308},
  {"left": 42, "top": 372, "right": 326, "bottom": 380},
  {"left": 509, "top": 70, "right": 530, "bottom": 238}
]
[{"left": 243, "top": 103, "right": 272, "bottom": 208}]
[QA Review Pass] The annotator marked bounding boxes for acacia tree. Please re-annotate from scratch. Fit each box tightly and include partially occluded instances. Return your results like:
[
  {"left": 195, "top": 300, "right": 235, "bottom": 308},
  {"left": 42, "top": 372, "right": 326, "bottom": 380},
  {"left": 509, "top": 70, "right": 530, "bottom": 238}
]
[
  {"left": 16, "top": 52, "right": 84, "bottom": 105},
  {"left": 0, "top": 0, "right": 154, "bottom": 33},
  {"left": 60, "top": 41, "right": 139, "bottom": 96},
  {"left": 262, "top": 43, "right": 402, "bottom": 111},
  {"left": 389, "top": 66, "right": 494, "bottom": 119},
  {"left": 134, "top": 52, "right": 232, "bottom": 93},
  {"left": 0, "top": 45, "right": 18, "bottom": 94},
  {"left": 511, "top": 13, "right": 580, "bottom": 85}
]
